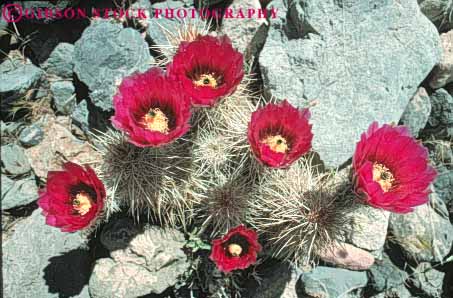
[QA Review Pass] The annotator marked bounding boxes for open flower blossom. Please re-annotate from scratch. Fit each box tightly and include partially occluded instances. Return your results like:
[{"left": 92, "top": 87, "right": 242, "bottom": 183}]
[
  {"left": 167, "top": 35, "right": 244, "bottom": 107},
  {"left": 210, "top": 225, "right": 261, "bottom": 273},
  {"left": 37, "top": 162, "right": 106, "bottom": 232},
  {"left": 111, "top": 67, "right": 192, "bottom": 147},
  {"left": 247, "top": 100, "right": 313, "bottom": 168},
  {"left": 353, "top": 122, "right": 437, "bottom": 213}
]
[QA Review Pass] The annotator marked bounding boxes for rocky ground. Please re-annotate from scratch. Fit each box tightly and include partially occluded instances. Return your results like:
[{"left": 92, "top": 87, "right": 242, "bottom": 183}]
[{"left": 1, "top": 0, "right": 453, "bottom": 297}]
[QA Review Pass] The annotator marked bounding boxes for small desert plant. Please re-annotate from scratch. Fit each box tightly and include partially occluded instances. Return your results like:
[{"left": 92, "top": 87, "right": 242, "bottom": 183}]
[
  {"left": 192, "top": 168, "right": 254, "bottom": 237},
  {"left": 93, "top": 129, "right": 202, "bottom": 228},
  {"left": 249, "top": 156, "right": 355, "bottom": 266}
]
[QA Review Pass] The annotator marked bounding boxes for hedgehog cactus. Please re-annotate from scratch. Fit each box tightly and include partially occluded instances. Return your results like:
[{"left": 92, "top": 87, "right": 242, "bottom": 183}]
[
  {"left": 93, "top": 130, "right": 198, "bottom": 227},
  {"left": 249, "top": 157, "right": 356, "bottom": 266}
]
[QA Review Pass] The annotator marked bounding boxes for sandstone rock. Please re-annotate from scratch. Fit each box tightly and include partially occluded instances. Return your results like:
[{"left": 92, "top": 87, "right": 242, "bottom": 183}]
[
  {"left": 26, "top": 115, "right": 101, "bottom": 179},
  {"left": 89, "top": 226, "right": 189, "bottom": 298}
]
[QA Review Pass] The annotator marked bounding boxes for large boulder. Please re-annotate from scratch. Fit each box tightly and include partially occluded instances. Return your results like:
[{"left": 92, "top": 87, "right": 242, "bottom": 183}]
[
  {"left": 260, "top": 0, "right": 441, "bottom": 167},
  {"left": 89, "top": 226, "right": 189, "bottom": 298},
  {"left": 74, "top": 20, "right": 153, "bottom": 111},
  {"left": 2, "top": 210, "right": 91, "bottom": 298}
]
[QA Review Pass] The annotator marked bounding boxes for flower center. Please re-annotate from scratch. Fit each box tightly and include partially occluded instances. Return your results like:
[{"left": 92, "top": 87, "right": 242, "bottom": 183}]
[
  {"left": 261, "top": 135, "right": 289, "bottom": 153},
  {"left": 227, "top": 243, "right": 243, "bottom": 257},
  {"left": 193, "top": 73, "right": 219, "bottom": 88},
  {"left": 141, "top": 108, "right": 170, "bottom": 134},
  {"left": 372, "top": 162, "right": 395, "bottom": 192},
  {"left": 72, "top": 192, "right": 93, "bottom": 216}
]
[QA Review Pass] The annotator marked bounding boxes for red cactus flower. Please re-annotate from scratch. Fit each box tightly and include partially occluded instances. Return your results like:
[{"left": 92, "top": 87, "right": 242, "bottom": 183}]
[
  {"left": 247, "top": 100, "right": 313, "bottom": 168},
  {"left": 167, "top": 35, "right": 244, "bottom": 107},
  {"left": 353, "top": 122, "right": 437, "bottom": 213},
  {"left": 210, "top": 225, "right": 261, "bottom": 273},
  {"left": 37, "top": 162, "right": 106, "bottom": 232},
  {"left": 111, "top": 67, "right": 192, "bottom": 147}
]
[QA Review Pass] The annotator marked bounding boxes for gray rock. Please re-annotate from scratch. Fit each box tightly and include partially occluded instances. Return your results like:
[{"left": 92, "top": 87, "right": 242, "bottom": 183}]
[
  {"left": 247, "top": 263, "right": 302, "bottom": 298},
  {"left": 410, "top": 262, "right": 445, "bottom": 298},
  {"left": 418, "top": 0, "right": 453, "bottom": 31},
  {"left": 100, "top": 218, "right": 140, "bottom": 251},
  {"left": 221, "top": 0, "right": 267, "bottom": 58},
  {"left": 260, "top": 0, "right": 441, "bottom": 167},
  {"left": 147, "top": 17, "right": 177, "bottom": 46},
  {"left": 1, "top": 144, "right": 31, "bottom": 176},
  {"left": 1, "top": 121, "right": 24, "bottom": 137},
  {"left": 300, "top": 266, "right": 368, "bottom": 298},
  {"left": 370, "top": 285, "right": 412, "bottom": 298},
  {"left": 19, "top": 124, "right": 44, "bottom": 147},
  {"left": 430, "top": 31, "right": 453, "bottom": 89},
  {"left": 346, "top": 205, "right": 390, "bottom": 252},
  {"left": 368, "top": 253, "right": 409, "bottom": 292},
  {"left": 389, "top": 203, "right": 453, "bottom": 262},
  {"left": 71, "top": 99, "right": 90, "bottom": 133},
  {"left": 0, "top": 55, "right": 44, "bottom": 103},
  {"left": 42, "top": 42, "right": 75, "bottom": 79},
  {"left": 433, "top": 164, "right": 453, "bottom": 205},
  {"left": 2, "top": 209, "right": 90, "bottom": 298},
  {"left": 146, "top": 1, "right": 189, "bottom": 46},
  {"left": 89, "top": 226, "right": 189, "bottom": 298},
  {"left": 400, "top": 87, "right": 432, "bottom": 137},
  {"left": 74, "top": 20, "right": 152, "bottom": 111},
  {"left": 1, "top": 175, "right": 38, "bottom": 210},
  {"left": 51, "top": 80, "right": 76, "bottom": 115},
  {"left": 425, "top": 88, "right": 453, "bottom": 139}
]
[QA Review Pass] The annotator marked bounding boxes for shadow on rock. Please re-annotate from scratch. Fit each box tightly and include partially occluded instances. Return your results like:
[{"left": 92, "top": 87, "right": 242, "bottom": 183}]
[{"left": 43, "top": 248, "right": 91, "bottom": 298}]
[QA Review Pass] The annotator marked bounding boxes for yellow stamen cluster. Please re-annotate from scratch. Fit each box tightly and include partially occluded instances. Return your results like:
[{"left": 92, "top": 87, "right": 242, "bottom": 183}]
[
  {"left": 72, "top": 192, "right": 93, "bottom": 216},
  {"left": 141, "top": 108, "right": 170, "bottom": 134},
  {"left": 193, "top": 73, "right": 218, "bottom": 88},
  {"left": 261, "top": 135, "right": 289, "bottom": 153},
  {"left": 372, "top": 162, "right": 395, "bottom": 192},
  {"left": 227, "top": 243, "right": 243, "bottom": 257}
]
